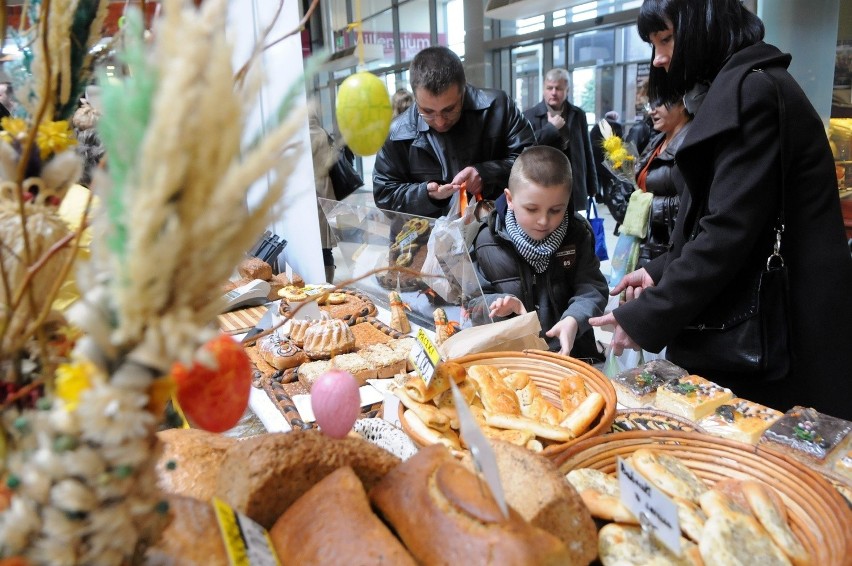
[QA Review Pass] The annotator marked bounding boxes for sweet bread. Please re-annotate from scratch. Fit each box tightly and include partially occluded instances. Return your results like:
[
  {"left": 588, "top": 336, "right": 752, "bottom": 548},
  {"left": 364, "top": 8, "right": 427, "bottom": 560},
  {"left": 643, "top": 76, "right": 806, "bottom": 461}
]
[
  {"left": 697, "top": 398, "right": 783, "bottom": 445},
  {"left": 278, "top": 285, "right": 308, "bottom": 302},
  {"left": 598, "top": 523, "right": 703, "bottom": 566},
  {"left": 631, "top": 448, "right": 708, "bottom": 504},
  {"left": 258, "top": 333, "right": 308, "bottom": 370},
  {"left": 302, "top": 317, "right": 356, "bottom": 359},
  {"left": 654, "top": 374, "right": 734, "bottom": 421},
  {"left": 327, "top": 292, "right": 347, "bottom": 305}
]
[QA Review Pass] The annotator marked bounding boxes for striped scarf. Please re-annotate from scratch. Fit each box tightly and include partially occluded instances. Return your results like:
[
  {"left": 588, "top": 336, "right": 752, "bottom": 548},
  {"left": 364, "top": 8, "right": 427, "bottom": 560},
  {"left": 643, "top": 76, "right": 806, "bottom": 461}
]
[{"left": 504, "top": 209, "right": 569, "bottom": 273}]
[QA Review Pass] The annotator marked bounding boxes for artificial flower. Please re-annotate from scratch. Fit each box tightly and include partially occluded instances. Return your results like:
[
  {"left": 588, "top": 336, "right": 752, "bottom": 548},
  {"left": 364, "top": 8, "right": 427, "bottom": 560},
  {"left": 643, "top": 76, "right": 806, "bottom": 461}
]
[
  {"left": 0, "top": 117, "right": 29, "bottom": 144},
  {"left": 54, "top": 360, "right": 98, "bottom": 411},
  {"left": 598, "top": 119, "right": 640, "bottom": 190},
  {"left": 35, "top": 120, "right": 77, "bottom": 159}
]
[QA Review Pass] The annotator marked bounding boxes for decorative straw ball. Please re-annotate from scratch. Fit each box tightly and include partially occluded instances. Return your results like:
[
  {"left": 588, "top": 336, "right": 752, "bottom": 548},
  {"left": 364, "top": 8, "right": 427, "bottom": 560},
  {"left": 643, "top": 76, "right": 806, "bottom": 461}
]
[
  {"left": 311, "top": 369, "right": 361, "bottom": 439},
  {"left": 335, "top": 71, "right": 392, "bottom": 156}
]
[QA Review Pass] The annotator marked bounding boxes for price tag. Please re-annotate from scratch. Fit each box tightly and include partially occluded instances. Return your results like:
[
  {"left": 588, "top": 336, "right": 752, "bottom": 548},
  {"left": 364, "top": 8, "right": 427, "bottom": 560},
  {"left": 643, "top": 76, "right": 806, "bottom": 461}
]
[
  {"left": 396, "top": 230, "right": 418, "bottom": 249},
  {"left": 617, "top": 457, "right": 681, "bottom": 555},
  {"left": 410, "top": 328, "right": 440, "bottom": 387},
  {"left": 213, "top": 497, "right": 281, "bottom": 566},
  {"left": 382, "top": 390, "right": 402, "bottom": 427}
]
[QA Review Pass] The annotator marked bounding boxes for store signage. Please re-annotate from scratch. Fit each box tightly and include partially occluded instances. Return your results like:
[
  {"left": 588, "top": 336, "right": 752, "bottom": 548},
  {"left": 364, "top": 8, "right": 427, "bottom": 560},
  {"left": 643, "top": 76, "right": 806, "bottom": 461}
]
[
  {"left": 213, "top": 497, "right": 280, "bottom": 566},
  {"left": 334, "top": 31, "right": 447, "bottom": 62}
]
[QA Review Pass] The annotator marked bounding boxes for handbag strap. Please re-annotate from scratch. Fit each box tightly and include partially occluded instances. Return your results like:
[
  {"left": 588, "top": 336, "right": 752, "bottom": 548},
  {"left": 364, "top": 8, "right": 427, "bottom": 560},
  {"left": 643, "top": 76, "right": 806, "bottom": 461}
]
[
  {"left": 689, "top": 68, "right": 787, "bottom": 268},
  {"left": 586, "top": 196, "right": 599, "bottom": 219}
]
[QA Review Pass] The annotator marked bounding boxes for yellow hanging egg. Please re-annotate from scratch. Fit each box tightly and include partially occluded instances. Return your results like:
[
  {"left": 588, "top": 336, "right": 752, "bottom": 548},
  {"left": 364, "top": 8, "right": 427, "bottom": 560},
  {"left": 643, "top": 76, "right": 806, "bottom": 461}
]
[{"left": 336, "top": 71, "right": 392, "bottom": 156}]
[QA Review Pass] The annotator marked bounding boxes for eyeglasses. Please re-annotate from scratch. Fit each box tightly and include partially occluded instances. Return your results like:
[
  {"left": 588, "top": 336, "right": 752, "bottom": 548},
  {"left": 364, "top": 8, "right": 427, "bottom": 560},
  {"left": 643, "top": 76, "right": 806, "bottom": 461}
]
[{"left": 416, "top": 101, "right": 462, "bottom": 123}]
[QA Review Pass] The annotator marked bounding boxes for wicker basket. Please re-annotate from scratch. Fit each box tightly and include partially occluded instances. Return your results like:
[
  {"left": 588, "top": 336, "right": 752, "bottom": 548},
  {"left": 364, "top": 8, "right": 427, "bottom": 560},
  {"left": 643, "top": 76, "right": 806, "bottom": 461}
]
[
  {"left": 554, "top": 430, "right": 852, "bottom": 564},
  {"left": 400, "top": 349, "right": 616, "bottom": 461}
]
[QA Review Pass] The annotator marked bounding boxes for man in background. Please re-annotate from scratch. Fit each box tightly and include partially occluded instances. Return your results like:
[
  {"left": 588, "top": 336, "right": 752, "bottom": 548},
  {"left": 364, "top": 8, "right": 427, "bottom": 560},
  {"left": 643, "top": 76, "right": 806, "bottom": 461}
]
[
  {"left": 524, "top": 69, "right": 598, "bottom": 212},
  {"left": 373, "top": 46, "right": 535, "bottom": 218}
]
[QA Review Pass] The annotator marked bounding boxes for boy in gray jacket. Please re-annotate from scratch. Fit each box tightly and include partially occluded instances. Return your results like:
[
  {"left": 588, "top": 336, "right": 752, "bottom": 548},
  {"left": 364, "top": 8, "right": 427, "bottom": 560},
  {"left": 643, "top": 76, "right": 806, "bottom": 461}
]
[{"left": 467, "top": 145, "right": 608, "bottom": 361}]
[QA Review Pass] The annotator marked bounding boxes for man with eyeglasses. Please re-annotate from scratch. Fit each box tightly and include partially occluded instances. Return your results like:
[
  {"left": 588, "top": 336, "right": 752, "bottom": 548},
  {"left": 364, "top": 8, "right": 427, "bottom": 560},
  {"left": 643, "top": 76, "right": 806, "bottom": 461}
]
[
  {"left": 524, "top": 69, "right": 599, "bottom": 213},
  {"left": 373, "top": 46, "right": 535, "bottom": 218}
]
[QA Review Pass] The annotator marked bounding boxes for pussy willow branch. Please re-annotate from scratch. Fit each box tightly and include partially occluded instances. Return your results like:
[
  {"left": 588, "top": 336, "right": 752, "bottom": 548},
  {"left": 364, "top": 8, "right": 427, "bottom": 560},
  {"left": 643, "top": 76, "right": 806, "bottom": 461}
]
[
  {"left": 233, "top": 0, "right": 319, "bottom": 87},
  {"left": 1, "top": 376, "right": 46, "bottom": 409}
]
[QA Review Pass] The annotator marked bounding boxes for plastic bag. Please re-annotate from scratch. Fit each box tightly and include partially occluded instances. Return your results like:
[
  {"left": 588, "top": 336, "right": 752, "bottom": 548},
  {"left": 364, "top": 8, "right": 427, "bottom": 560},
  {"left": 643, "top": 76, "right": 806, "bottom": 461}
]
[
  {"left": 586, "top": 197, "right": 608, "bottom": 261},
  {"left": 609, "top": 233, "right": 640, "bottom": 288},
  {"left": 420, "top": 198, "right": 480, "bottom": 303},
  {"left": 620, "top": 190, "right": 653, "bottom": 238}
]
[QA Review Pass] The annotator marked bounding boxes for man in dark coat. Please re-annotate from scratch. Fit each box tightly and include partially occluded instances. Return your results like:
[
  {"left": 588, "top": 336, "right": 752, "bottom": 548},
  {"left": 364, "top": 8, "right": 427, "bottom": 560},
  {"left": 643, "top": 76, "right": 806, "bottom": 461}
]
[
  {"left": 593, "top": 42, "right": 852, "bottom": 419},
  {"left": 373, "top": 46, "right": 535, "bottom": 218},
  {"left": 524, "top": 68, "right": 599, "bottom": 212}
]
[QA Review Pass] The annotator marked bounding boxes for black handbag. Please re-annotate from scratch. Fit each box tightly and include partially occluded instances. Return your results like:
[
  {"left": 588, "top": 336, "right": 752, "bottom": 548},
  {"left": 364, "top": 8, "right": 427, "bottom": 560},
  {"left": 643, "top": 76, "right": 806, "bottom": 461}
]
[
  {"left": 328, "top": 140, "right": 363, "bottom": 201},
  {"left": 667, "top": 69, "right": 792, "bottom": 382}
]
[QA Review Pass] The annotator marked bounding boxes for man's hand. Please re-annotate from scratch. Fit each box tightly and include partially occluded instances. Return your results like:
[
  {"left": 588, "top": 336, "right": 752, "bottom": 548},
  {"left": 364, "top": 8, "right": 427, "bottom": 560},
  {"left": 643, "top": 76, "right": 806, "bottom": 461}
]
[
  {"left": 588, "top": 313, "right": 641, "bottom": 355},
  {"left": 547, "top": 114, "right": 566, "bottom": 130},
  {"left": 611, "top": 267, "right": 655, "bottom": 302},
  {"left": 426, "top": 181, "right": 457, "bottom": 200},
  {"left": 451, "top": 167, "right": 483, "bottom": 196},
  {"left": 545, "top": 317, "right": 579, "bottom": 356},
  {"left": 488, "top": 295, "right": 526, "bottom": 318}
]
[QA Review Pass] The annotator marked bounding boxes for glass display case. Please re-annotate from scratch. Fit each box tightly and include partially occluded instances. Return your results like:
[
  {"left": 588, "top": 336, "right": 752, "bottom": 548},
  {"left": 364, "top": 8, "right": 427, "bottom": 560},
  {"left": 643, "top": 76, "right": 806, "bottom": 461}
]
[{"left": 319, "top": 198, "right": 488, "bottom": 332}]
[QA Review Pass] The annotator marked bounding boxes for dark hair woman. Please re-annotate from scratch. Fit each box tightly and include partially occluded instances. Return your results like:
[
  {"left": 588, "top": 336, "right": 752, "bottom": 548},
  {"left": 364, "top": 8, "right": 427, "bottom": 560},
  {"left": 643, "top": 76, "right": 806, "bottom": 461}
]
[{"left": 590, "top": 0, "right": 852, "bottom": 419}]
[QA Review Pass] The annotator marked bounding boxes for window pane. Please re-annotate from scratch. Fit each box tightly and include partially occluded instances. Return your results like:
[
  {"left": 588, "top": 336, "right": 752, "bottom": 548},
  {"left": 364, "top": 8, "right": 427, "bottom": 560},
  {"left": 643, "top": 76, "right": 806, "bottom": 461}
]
[
  {"left": 571, "top": 66, "right": 596, "bottom": 126},
  {"left": 360, "top": 0, "right": 392, "bottom": 18},
  {"left": 361, "top": 10, "right": 396, "bottom": 68},
  {"left": 512, "top": 44, "right": 543, "bottom": 111},
  {"left": 399, "top": 0, "right": 433, "bottom": 64},
  {"left": 621, "top": 24, "right": 652, "bottom": 62},
  {"left": 553, "top": 37, "right": 566, "bottom": 68},
  {"left": 553, "top": 9, "right": 567, "bottom": 27},
  {"left": 570, "top": 28, "right": 614, "bottom": 66},
  {"left": 571, "top": 1, "right": 599, "bottom": 23},
  {"left": 436, "top": 0, "right": 465, "bottom": 56},
  {"left": 328, "top": 2, "right": 350, "bottom": 36},
  {"left": 516, "top": 15, "right": 545, "bottom": 35}
]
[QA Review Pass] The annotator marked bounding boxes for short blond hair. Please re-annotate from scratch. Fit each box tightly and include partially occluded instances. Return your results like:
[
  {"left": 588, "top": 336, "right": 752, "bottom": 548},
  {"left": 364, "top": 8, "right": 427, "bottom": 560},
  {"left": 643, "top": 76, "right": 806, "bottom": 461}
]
[{"left": 509, "top": 146, "right": 572, "bottom": 195}]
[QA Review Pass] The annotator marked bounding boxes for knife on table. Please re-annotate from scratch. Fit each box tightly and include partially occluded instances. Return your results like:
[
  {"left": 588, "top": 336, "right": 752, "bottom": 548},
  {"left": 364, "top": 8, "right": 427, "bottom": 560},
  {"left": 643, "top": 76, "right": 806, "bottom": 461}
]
[{"left": 241, "top": 301, "right": 278, "bottom": 345}]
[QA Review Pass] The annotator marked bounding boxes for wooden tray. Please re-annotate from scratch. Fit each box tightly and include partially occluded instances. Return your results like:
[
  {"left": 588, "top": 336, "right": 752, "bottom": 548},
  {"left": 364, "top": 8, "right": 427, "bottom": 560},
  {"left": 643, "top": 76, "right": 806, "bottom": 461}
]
[
  {"left": 399, "top": 349, "right": 616, "bottom": 461},
  {"left": 554, "top": 430, "right": 852, "bottom": 564},
  {"left": 217, "top": 305, "right": 267, "bottom": 335}
]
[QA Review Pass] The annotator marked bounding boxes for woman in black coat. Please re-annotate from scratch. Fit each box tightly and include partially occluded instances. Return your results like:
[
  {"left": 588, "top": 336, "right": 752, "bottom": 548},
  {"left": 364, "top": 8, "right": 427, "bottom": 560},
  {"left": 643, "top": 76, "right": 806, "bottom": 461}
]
[{"left": 590, "top": 0, "right": 852, "bottom": 419}]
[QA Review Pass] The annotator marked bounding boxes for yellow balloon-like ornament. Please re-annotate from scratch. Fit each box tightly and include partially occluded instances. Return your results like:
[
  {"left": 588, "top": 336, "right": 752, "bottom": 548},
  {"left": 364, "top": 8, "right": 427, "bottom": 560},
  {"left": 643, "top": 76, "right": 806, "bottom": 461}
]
[{"left": 336, "top": 71, "right": 393, "bottom": 156}]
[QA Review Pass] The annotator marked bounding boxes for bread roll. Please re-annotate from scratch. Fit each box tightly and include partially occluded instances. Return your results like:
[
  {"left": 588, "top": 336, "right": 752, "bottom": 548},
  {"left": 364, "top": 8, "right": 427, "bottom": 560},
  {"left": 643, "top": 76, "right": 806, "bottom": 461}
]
[
  {"left": 257, "top": 333, "right": 308, "bottom": 370},
  {"left": 559, "top": 391, "right": 605, "bottom": 437},
  {"left": 238, "top": 257, "right": 273, "bottom": 281},
  {"left": 155, "top": 428, "right": 237, "bottom": 501},
  {"left": 741, "top": 480, "right": 808, "bottom": 566},
  {"left": 403, "top": 361, "right": 467, "bottom": 402},
  {"left": 143, "top": 496, "right": 228, "bottom": 565},
  {"left": 631, "top": 448, "right": 708, "bottom": 504},
  {"left": 597, "top": 523, "right": 703, "bottom": 566},
  {"left": 268, "top": 467, "right": 416, "bottom": 565},
  {"left": 463, "top": 440, "right": 597, "bottom": 565},
  {"left": 370, "top": 444, "right": 573, "bottom": 566},
  {"left": 565, "top": 469, "right": 635, "bottom": 523},
  {"left": 215, "top": 430, "right": 400, "bottom": 529},
  {"left": 467, "top": 365, "right": 522, "bottom": 415},
  {"left": 699, "top": 512, "right": 791, "bottom": 565}
]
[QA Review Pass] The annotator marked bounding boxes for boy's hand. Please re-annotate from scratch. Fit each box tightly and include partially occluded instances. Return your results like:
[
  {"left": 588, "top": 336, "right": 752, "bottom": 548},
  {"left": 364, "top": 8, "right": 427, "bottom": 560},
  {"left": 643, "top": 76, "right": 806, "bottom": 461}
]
[
  {"left": 451, "top": 167, "right": 482, "bottom": 196},
  {"left": 545, "top": 317, "right": 579, "bottom": 356},
  {"left": 488, "top": 296, "right": 526, "bottom": 318}
]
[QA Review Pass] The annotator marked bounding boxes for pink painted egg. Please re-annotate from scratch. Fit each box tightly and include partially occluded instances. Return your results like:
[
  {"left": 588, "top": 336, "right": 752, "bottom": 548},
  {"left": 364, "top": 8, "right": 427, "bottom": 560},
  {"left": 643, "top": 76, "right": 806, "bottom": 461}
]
[{"left": 311, "top": 369, "right": 360, "bottom": 438}]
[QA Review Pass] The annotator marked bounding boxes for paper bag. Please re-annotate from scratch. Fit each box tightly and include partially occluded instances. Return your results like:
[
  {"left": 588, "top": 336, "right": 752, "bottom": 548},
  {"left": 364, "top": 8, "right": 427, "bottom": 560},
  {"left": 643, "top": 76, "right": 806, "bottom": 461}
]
[{"left": 437, "top": 311, "right": 549, "bottom": 359}]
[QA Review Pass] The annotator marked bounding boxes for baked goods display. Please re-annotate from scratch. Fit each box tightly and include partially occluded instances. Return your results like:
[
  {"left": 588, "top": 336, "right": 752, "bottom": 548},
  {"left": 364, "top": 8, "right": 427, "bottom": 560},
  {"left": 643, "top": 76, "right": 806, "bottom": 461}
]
[
  {"left": 397, "top": 360, "right": 609, "bottom": 455},
  {"left": 697, "top": 397, "right": 783, "bottom": 445},
  {"left": 388, "top": 290, "right": 411, "bottom": 333},
  {"left": 654, "top": 374, "right": 734, "bottom": 421},
  {"left": 566, "top": 449, "right": 811, "bottom": 565},
  {"left": 257, "top": 332, "right": 309, "bottom": 370},
  {"left": 557, "top": 430, "right": 852, "bottom": 564},
  {"left": 369, "top": 444, "right": 577, "bottom": 565},
  {"left": 611, "top": 359, "right": 688, "bottom": 408},
  {"left": 225, "top": 257, "right": 298, "bottom": 300},
  {"left": 278, "top": 286, "right": 378, "bottom": 323}
]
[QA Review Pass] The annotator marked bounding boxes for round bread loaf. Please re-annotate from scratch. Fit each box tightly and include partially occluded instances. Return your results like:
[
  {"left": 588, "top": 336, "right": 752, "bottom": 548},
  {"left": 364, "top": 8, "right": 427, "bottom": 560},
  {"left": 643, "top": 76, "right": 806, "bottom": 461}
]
[
  {"left": 370, "top": 444, "right": 574, "bottom": 566},
  {"left": 155, "top": 428, "right": 237, "bottom": 501},
  {"left": 238, "top": 257, "right": 272, "bottom": 281},
  {"left": 215, "top": 430, "right": 401, "bottom": 529},
  {"left": 462, "top": 440, "right": 597, "bottom": 564},
  {"left": 288, "top": 318, "right": 318, "bottom": 347}
]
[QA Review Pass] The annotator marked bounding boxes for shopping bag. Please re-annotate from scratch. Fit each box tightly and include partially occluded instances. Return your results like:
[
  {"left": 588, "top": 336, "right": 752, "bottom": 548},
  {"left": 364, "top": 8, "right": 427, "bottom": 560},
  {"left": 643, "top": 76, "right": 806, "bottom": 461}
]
[
  {"left": 609, "top": 232, "right": 640, "bottom": 288},
  {"left": 586, "top": 197, "right": 608, "bottom": 261},
  {"left": 620, "top": 189, "right": 653, "bottom": 238},
  {"left": 327, "top": 137, "right": 363, "bottom": 201}
]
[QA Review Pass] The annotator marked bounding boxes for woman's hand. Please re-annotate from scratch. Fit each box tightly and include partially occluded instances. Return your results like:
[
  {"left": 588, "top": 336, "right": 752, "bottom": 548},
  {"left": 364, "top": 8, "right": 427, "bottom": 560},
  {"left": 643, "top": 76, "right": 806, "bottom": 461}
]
[
  {"left": 588, "top": 313, "right": 641, "bottom": 355},
  {"left": 545, "top": 317, "right": 579, "bottom": 356},
  {"left": 488, "top": 295, "right": 526, "bottom": 318},
  {"left": 611, "top": 267, "right": 655, "bottom": 302}
]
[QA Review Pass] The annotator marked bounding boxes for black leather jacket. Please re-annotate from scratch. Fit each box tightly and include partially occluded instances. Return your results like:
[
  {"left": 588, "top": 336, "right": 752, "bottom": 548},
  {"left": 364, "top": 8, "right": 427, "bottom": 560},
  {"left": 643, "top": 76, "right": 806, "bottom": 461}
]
[{"left": 373, "top": 85, "right": 535, "bottom": 218}]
